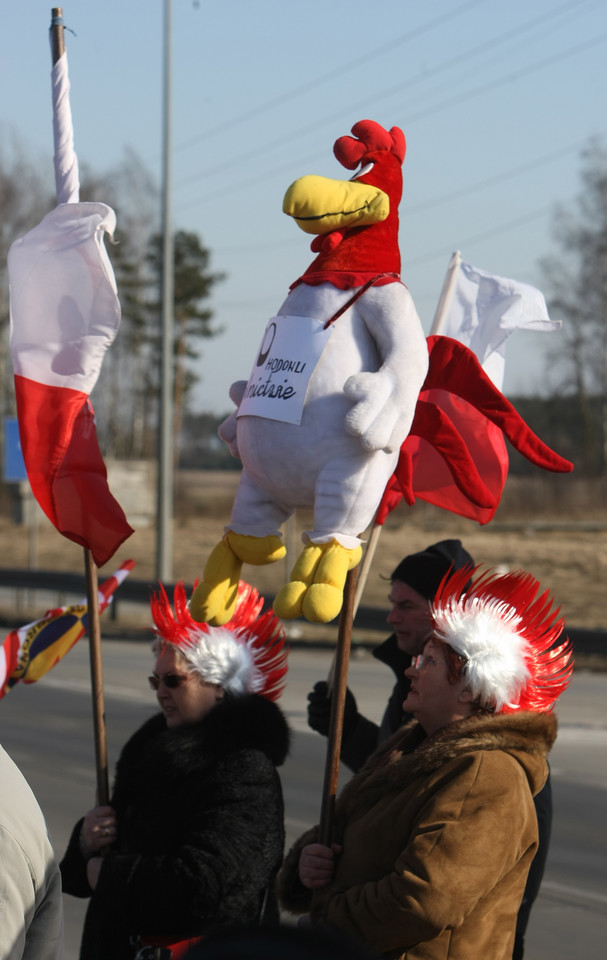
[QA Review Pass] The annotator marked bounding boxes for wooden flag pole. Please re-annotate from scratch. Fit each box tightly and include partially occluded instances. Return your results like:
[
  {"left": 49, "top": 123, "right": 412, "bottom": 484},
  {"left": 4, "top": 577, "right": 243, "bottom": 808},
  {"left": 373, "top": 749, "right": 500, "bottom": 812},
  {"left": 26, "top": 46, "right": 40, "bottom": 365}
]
[
  {"left": 50, "top": 6, "right": 65, "bottom": 60},
  {"left": 84, "top": 548, "right": 110, "bottom": 805},
  {"left": 325, "top": 248, "right": 464, "bottom": 688},
  {"left": 50, "top": 7, "right": 110, "bottom": 806},
  {"left": 326, "top": 525, "right": 381, "bottom": 692},
  {"left": 342, "top": 249, "right": 462, "bottom": 626},
  {"left": 352, "top": 522, "right": 383, "bottom": 614},
  {"left": 430, "top": 250, "right": 462, "bottom": 336},
  {"left": 320, "top": 254, "right": 467, "bottom": 837},
  {"left": 319, "top": 564, "right": 358, "bottom": 846}
]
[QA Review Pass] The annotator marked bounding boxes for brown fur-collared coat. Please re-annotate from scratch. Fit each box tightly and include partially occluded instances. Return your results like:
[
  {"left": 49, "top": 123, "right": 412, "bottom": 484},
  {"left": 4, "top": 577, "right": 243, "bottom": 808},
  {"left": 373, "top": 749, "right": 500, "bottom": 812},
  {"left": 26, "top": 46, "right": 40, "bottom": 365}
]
[{"left": 279, "top": 711, "right": 556, "bottom": 960}]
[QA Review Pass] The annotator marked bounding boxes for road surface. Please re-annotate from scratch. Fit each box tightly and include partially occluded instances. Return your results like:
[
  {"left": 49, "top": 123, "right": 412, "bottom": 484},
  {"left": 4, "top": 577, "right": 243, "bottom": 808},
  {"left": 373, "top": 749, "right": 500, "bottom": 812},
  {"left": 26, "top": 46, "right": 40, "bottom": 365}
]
[{"left": 0, "top": 642, "right": 605, "bottom": 958}]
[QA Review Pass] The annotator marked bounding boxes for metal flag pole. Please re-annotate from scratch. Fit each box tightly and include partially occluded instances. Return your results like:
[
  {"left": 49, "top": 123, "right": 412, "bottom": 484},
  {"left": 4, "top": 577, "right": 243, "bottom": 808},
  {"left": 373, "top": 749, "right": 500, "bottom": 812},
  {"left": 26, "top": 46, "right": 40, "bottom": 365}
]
[
  {"left": 156, "top": 0, "right": 174, "bottom": 581},
  {"left": 50, "top": 6, "right": 109, "bottom": 805}
]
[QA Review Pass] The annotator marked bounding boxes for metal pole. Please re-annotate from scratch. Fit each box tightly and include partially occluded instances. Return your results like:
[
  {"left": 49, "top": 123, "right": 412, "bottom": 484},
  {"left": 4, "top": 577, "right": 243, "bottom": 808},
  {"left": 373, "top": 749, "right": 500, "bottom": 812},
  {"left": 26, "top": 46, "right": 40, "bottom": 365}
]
[{"left": 156, "top": 0, "right": 174, "bottom": 580}]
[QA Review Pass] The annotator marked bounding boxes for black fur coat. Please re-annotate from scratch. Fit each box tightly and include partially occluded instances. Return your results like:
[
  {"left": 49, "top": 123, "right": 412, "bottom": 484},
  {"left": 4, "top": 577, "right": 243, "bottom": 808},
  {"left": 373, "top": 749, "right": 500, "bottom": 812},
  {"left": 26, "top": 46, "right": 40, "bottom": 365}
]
[{"left": 61, "top": 694, "right": 290, "bottom": 960}]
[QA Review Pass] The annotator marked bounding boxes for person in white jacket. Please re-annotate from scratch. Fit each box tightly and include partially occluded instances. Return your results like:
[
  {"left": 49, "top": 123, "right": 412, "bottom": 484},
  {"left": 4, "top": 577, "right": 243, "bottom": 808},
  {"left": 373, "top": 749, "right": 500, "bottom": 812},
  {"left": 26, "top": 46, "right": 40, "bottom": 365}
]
[{"left": 0, "top": 744, "right": 63, "bottom": 960}]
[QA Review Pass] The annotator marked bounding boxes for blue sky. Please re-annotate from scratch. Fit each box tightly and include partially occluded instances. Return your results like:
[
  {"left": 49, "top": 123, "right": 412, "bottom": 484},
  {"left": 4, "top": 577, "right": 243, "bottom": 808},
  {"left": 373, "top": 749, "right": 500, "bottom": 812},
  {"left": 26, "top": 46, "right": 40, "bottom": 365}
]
[{"left": 2, "top": 0, "right": 606, "bottom": 413}]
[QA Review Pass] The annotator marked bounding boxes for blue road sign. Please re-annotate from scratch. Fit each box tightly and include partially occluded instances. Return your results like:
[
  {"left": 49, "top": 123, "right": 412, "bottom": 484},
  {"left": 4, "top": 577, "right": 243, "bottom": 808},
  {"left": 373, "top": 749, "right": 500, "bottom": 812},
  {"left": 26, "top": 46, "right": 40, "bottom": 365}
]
[{"left": 3, "top": 417, "right": 27, "bottom": 482}]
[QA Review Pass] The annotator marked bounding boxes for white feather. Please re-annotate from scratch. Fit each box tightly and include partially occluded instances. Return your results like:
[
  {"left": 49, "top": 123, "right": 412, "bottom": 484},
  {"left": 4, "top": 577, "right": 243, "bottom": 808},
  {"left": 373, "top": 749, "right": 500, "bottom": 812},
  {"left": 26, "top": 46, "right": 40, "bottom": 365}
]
[
  {"left": 154, "top": 626, "right": 263, "bottom": 696},
  {"left": 433, "top": 597, "right": 530, "bottom": 711}
]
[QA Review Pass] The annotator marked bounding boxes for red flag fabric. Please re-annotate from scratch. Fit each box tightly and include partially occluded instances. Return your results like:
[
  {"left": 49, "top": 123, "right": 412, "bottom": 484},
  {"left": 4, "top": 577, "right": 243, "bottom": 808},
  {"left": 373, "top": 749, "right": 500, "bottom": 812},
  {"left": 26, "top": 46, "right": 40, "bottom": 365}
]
[
  {"left": 376, "top": 337, "right": 572, "bottom": 525},
  {"left": 387, "top": 392, "right": 509, "bottom": 524},
  {"left": 8, "top": 203, "right": 133, "bottom": 566},
  {"left": 0, "top": 560, "right": 135, "bottom": 699}
]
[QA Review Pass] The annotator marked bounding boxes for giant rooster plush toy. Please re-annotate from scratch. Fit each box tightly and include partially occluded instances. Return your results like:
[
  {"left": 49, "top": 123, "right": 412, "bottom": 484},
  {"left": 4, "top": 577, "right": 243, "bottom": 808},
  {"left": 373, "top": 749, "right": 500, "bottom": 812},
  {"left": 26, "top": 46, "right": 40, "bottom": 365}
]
[
  {"left": 190, "top": 120, "right": 428, "bottom": 626},
  {"left": 190, "top": 120, "right": 572, "bottom": 627}
]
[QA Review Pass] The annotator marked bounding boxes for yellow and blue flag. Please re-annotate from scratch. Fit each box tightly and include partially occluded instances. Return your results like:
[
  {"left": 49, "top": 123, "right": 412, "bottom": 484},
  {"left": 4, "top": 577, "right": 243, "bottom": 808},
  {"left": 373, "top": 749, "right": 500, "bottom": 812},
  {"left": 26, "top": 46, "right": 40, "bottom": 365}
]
[{"left": 0, "top": 559, "right": 134, "bottom": 698}]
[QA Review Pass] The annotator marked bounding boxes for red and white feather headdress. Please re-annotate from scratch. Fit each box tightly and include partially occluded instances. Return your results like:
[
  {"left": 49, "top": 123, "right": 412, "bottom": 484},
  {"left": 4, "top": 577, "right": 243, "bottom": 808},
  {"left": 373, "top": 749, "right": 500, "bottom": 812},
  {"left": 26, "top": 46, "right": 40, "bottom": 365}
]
[
  {"left": 432, "top": 566, "right": 573, "bottom": 713},
  {"left": 150, "top": 580, "right": 288, "bottom": 701}
]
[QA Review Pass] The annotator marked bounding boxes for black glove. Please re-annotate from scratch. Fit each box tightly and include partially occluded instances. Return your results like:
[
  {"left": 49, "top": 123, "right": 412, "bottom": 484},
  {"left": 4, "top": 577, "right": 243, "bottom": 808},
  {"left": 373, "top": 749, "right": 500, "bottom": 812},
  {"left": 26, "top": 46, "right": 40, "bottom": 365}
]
[{"left": 307, "top": 681, "right": 358, "bottom": 738}]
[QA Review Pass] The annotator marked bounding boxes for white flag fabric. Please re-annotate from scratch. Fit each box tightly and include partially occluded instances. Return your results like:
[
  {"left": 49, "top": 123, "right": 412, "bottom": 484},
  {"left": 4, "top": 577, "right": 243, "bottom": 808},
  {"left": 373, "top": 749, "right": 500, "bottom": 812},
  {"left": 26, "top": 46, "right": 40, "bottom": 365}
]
[
  {"left": 51, "top": 50, "right": 79, "bottom": 204},
  {"left": 8, "top": 202, "right": 133, "bottom": 565},
  {"left": 441, "top": 260, "right": 560, "bottom": 389},
  {"left": 9, "top": 202, "right": 120, "bottom": 391}
]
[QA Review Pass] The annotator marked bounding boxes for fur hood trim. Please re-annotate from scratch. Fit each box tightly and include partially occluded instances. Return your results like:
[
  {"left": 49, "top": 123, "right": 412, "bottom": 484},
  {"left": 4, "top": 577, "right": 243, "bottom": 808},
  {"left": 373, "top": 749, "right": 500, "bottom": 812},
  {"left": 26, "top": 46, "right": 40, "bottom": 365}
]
[
  {"left": 338, "top": 711, "right": 556, "bottom": 817},
  {"left": 113, "top": 694, "right": 290, "bottom": 799}
]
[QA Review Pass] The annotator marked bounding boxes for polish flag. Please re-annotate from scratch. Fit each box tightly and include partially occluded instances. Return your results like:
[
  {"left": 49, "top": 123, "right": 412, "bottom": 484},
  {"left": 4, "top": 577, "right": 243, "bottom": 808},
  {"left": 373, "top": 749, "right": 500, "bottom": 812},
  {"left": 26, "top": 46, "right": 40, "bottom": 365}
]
[
  {"left": 8, "top": 202, "right": 133, "bottom": 566},
  {"left": 376, "top": 255, "right": 570, "bottom": 525}
]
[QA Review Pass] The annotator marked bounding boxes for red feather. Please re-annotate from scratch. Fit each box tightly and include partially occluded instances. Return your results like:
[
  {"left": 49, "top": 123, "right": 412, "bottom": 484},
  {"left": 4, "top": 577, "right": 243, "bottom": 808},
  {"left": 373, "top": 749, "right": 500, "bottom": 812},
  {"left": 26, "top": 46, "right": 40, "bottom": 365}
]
[
  {"left": 150, "top": 581, "right": 288, "bottom": 701},
  {"left": 434, "top": 566, "right": 574, "bottom": 713}
]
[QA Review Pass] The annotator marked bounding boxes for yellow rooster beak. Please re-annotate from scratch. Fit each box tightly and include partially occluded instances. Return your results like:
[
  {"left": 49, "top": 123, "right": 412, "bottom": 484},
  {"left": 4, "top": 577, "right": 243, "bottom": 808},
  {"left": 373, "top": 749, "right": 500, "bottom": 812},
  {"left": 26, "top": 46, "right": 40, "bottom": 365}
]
[{"left": 283, "top": 174, "right": 389, "bottom": 236}]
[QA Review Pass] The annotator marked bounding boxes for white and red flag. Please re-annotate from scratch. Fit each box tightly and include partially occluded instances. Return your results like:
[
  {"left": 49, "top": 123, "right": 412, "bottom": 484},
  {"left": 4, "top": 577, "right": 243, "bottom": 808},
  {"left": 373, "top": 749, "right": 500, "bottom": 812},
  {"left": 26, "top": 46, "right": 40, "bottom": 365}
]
[
  {"left": 7, "top": 47, "right": 133, "bottom": 567},
  {"left": 8, "top": 203, "right": 133, "bottom": 565},
  {"left": 376, "top": 253, "right": 571, "bottom": 525}
]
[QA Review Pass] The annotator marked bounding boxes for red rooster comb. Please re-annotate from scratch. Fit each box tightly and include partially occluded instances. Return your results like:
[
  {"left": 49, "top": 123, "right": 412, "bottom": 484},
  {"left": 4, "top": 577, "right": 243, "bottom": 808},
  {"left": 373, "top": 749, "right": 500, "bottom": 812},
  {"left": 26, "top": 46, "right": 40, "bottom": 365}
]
[
  {"left": 298, "top": 119, "right": 406, "bottom": 286},
  {"left": 432, "top": 566, "right": 574, "bottom": 713},
  {"left": 334, "top": 120, "right": 406, "bottom": 169},
  {"left": 151, "top": 580, "right": 288, "bottom": 701}
]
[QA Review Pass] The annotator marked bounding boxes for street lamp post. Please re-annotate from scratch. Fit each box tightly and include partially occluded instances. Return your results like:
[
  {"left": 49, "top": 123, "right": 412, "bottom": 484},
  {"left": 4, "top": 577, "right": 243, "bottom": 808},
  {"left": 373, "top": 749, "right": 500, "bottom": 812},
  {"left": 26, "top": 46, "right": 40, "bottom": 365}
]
[{"left": 157, "top": 0, "right": 174, "bottom": 581}]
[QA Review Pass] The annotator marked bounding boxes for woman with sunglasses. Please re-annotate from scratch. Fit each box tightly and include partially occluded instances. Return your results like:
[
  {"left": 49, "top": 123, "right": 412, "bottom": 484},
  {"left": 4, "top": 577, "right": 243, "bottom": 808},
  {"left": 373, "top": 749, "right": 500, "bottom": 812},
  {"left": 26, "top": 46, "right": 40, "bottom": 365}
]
[
  {"left": 279, "top": 566, "right": 573, "bottom": 960},
  {"left": 60, "top": 581, "right": 289, "bottom": 960}
]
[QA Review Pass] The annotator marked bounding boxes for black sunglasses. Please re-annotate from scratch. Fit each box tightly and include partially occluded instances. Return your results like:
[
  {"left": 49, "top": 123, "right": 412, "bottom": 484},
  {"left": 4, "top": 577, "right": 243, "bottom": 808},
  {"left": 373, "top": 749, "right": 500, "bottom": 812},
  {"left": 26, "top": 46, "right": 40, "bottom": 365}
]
[{"left": 148, "top": 673, "right": 189, "bottom": 691}]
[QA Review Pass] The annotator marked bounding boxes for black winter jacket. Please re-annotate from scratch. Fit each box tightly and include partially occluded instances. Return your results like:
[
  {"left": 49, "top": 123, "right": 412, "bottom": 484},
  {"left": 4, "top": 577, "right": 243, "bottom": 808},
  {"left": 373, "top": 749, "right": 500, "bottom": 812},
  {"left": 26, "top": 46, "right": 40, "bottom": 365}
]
[
  {"left": 340, "top": 634, "right": 412, "bottom": 771},
  {"left": 60, "top": 694, "right": 290, "bottom": 960}
]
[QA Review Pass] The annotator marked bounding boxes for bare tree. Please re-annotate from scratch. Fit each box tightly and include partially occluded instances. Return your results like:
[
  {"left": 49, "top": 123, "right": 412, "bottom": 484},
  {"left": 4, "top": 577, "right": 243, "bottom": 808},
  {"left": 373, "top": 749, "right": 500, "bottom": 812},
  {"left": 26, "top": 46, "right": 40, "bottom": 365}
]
[
  {"left": 146, "top": 230, "right": 225, "bottom": 461},
  {"left": 82, "top": 151, "right": 160, "bottom": 458},
  {"left": 0, "top": 132, "right": 52, "bottom": 423},
  {"left": 540, "top": 138, "right": 607, "bottom": 475}
]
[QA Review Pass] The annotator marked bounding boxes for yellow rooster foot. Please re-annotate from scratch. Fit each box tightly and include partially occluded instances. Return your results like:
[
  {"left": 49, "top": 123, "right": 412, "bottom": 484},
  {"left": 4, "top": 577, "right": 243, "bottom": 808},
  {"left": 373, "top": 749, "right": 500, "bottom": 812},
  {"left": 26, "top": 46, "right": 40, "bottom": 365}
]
[
  {"left": 189, "top": 537, "right": 242, "bottom": 626},
  {"left": 189, "top": 532, "right": 285, "bottom": 626},
  {"left": 225, "top": 531, "right": 286, "bottom": 566},
  {"left": 273, "top": 540, "right": 362, "bottom": 623}
]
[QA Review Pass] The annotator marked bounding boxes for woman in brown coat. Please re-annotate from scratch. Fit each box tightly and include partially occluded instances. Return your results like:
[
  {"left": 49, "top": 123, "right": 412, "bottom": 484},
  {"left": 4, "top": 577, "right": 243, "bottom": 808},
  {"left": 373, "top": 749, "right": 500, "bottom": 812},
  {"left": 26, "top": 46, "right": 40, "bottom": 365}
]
[{"left": 279, "top": 566, "right": 573, "bottom": 960}]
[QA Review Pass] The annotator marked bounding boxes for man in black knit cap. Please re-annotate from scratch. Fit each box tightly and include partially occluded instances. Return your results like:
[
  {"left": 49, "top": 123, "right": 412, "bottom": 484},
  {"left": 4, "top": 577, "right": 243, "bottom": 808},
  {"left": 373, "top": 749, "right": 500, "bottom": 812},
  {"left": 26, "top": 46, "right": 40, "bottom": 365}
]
[
  {"left": 306, "top": 538, "right": 549, "bottom": 959},
  {"left": 307, "top": 539, "right": 473, "bottom": 771}
]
